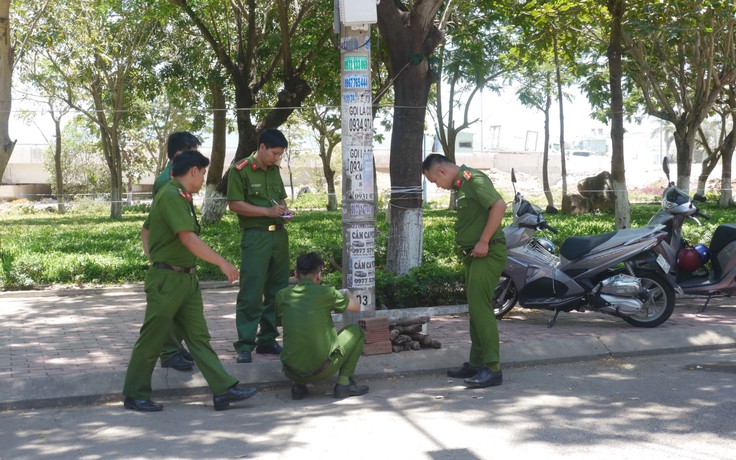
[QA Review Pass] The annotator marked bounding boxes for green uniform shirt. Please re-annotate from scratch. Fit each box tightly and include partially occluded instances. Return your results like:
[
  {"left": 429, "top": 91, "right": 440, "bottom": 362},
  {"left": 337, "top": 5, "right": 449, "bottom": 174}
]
[
  {"left": 143, "top": 162, "right": 173, "bottom": 229},
  {"left": 276, "top": 279, "right": 350, "bottom": 373},
  {"left": 152, "top": 162, "right": 173, "bottom": 197},
  {"left": 226, "top": 153, "right": 287, "bottom": 228},
  {"left": 144, "top": 179, "right": 200, "bottom": 267},
  {"left": 453, "top": 165, "right": 503, "bottom": 248}
]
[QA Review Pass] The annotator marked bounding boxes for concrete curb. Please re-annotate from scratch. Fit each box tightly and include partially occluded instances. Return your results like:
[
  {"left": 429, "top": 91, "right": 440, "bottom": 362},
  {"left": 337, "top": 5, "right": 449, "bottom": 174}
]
[{"left": 4, "top": 321, "right": 736, "bottom": 411}]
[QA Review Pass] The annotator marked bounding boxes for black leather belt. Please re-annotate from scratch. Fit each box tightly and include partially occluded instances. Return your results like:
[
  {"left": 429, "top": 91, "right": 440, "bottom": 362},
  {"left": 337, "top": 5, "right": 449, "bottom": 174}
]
[
  {"left": 461, "top": 238, "right": 506, "bottom": 256},
  {"left": 245, "top": 224, "right": 284, "bottom": 232},
  {"left": 152, "top": 262, "right": 196, "bottom": 274},
  {"left": 284, "top": 356, "right": 332, "bottom": 379}
]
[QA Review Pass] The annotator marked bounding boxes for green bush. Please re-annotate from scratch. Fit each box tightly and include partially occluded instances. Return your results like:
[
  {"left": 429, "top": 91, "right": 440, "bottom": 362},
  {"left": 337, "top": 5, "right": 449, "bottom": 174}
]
[
  {"left": 375, "top": 264, "right": 465, "bottom": 309},
  {"left": 2, "top": 199, "right": 735, "bottom": 304}
]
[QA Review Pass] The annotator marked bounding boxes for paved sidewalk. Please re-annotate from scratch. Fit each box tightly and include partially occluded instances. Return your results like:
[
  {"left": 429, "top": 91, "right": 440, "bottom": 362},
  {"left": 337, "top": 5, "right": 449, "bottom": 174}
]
[{"left": 1, "top": 284, "right": 736, "bottom": 410}]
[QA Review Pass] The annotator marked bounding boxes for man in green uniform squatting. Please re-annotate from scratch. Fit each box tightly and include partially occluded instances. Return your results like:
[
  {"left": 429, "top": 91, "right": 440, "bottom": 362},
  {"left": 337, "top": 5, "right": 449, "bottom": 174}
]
[
  {"left": 123, "top": 150, "right": 258, "bottom": 412},
  {"left": 276, "top": 252, "right": 369, "bottom": 400},
  {"left": 227, "top": 129, "right": 294, "bottom": 364},
  {"left": 422, "top": 154, "right": 508, "bottom": 389},
  {"left": 142, "top": 131, "right": 202, "bottom": 372}
]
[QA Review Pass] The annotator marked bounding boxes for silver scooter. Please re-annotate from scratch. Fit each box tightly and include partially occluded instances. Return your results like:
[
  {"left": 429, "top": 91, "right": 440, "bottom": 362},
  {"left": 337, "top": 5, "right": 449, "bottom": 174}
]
[
  {"left": 646, "top": 157, "right": 736, "bottom": 311},
  {"left": 493, "top": 169, "right": 676, "bottom": 327}
]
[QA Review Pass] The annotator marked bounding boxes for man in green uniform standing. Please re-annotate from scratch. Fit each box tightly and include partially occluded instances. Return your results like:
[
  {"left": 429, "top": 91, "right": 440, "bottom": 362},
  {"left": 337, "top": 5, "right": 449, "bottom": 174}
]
[
  {"left": 227, "top": 129, "right": 293, "bottom": 364},
  {"left": 143, "top": 131, "right": 202, "bottom": 371},
  {"left": 123, "top": 150, "right": 258, "bottom": 412},
  {"left": 276, "top": 252, "right": 369, "bottom": 400},
  {"left": 422, "top": 154, "right": 507, "bottom": 389}
]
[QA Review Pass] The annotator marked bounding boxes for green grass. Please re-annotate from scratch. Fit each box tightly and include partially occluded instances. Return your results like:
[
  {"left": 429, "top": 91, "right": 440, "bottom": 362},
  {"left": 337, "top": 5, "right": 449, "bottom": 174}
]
[{"left": 2, "top": 198, "right": 735, "bottom": 300}]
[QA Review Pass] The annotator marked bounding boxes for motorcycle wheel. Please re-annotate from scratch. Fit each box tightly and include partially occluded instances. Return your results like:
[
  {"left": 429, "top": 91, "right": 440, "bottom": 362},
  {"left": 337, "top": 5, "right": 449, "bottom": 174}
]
[
  {"left": 622, "top": 272, "right": 675, "bottom": 328},
  {"left": 493, "top": 273, "right": 518, "bottom": 319}
]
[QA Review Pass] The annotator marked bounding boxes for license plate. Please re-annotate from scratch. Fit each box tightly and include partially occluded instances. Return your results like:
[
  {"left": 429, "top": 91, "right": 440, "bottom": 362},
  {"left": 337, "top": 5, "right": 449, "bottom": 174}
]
[{"left": 656, "top": 253, "right": 671, "bottom": 273}]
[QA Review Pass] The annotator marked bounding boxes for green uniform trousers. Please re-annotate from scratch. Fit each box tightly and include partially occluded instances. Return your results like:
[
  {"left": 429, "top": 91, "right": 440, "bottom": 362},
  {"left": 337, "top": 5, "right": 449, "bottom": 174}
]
[
  {"left": 123, "top": 268, "right": 237, "bottom": 400},
  {"left": 234, "top": 228, "right": 289, "bottom": 353},
  {"left": 464, "top": 243, "right": 507, "bottom": 372},
  {"left": 283, "top": 324, "right": 365, "bottom": 386},
  {"left": 159, "top": 325, "right": 186, "bottom": 362}
]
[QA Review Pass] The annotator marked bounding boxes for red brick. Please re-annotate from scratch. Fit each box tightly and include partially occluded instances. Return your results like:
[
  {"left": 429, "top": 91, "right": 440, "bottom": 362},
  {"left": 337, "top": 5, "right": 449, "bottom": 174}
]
[
  {"left": 362, "top": 341, "right": 392, "bottom": 355},
  {"left": 359, "top": 317, "right": 389, "bottom": 331},
  {"left": 364, "top": 329, "right": 391, "bottom": 344}
]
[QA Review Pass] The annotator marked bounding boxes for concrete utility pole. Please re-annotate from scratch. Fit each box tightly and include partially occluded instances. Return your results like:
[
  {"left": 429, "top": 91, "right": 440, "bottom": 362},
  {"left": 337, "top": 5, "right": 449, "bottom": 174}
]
[{"left": 336, "top": 0, "right": 377, "bottom": 324}]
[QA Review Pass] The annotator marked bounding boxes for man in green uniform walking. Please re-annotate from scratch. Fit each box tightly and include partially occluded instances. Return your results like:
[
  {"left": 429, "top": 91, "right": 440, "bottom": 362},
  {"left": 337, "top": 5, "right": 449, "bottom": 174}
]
[
  {"left": 276, "top": 252, "right": 369, "bottom": 400},
  {"left": 422, "top": 154, "right": 508, "bottom": 389},
  {"left": 123, "top": 150, "right": 258, "bottom": 412},
  {"left": 142, "top": 131, "right": 202, "bottom": 372},
  {"left": 227, "top": 129, "right": 294, "bottom": 364}
]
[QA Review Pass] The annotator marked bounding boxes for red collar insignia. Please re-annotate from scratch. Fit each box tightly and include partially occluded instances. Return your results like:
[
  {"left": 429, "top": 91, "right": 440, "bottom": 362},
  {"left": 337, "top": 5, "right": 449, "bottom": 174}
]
[
  {"left": 463, "top": 170, "right": 473, "bottom": 181},
  {"left": 178, "top": 189, "right": 192, "bottom": 202},
  {"left": 454, "top": 178, "right": 462, "bottom": 188},
  {"left": 235, "top": 159, "right": 249, "bottom": 170},
  {"left": 252, "top": 161, "right": 259, "bottom": 171}
]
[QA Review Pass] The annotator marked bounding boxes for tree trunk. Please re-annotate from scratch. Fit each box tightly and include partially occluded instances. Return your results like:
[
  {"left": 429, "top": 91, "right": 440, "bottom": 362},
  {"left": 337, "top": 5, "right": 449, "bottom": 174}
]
[
  {"left": 719, "top": 105, "right": 736, "bottom": 208},
  {"left": 109, "top": 142, "right": 123, "bottom": 219},
  {"left": 696, "top": 156, "right": 719, "bottom": 197},
  {"left": 377, "top": 1, "right": 443, "bottom": 275},
  {"left": 0, "top": 0, "right": 15, "bottom": 183},
  {"left": 202, "top": 79, "right": 228, "bottom": 225},
  {"left": 386, "top": 68, "right": 427, "bottom": 275},
  {"left": 321, "top": 143, "right": 337, "bottom": 211},
  {"left": 720, "top": 144, "right": 734, "bottom": 208},
  {"left": 446, "top": 129, "right": 458, "bottom": 211},
  {"left": 542, "top": 92, "right": 553, "bottom": 209},
  {"left": 553, "top": 32, "right": 569, "bottom": 213},
  {"left": 607, "top": 0, "right": 630, "bottom": 229},
  {"left": 673, "top": 123, "right": 697, "bottom": 193},
  {"left": 53, "top": 117, "right": 65, "bottom": 214}
]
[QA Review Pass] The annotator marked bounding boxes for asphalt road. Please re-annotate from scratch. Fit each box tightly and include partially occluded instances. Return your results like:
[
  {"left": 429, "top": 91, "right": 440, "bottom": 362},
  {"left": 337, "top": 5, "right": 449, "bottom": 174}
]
[{"left": 1, "top": 350, "right": 735, "bottom": 460}]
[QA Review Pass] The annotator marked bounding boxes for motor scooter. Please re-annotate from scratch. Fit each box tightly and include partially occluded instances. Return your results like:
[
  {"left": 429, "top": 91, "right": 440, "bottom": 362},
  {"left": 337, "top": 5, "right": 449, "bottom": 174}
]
[
  {"left": 644, "top": 157, "right": 736, "bottom": 311},
  {"left": 493, "top": 169, "right": 676, "bottom": 327}
]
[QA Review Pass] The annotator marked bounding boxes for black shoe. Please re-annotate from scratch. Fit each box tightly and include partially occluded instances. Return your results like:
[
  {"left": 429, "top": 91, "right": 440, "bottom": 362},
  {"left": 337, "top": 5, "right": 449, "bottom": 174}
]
[
  {"left": 255, "top": 343, "right": 283, "bottom": 355},
  {"left": 464, "top": 368, "right": 503, "bottom": 389},
  {"left": 161, "top": 353, "right": 194, "bottom": 371},
  {"left": 236, "top": 351, "right": 253, "bottom": 363},
  {"left": 334, "top": 378, "right": 369, "bottom": 399},
  {"left": 179, "top": 348, "right": 193, "bottom": 362},
  {"left": 447, "top": 362, "right": 482, "bottom": 379},
  {"left": 123, "top": 397, "right": 163, "bottom": 412},
  {"left": 213, "top": 384, "right": 258, "bottom": 411},
  {"left": 291, "top": 384, "right": 309, "bottom": 400}
]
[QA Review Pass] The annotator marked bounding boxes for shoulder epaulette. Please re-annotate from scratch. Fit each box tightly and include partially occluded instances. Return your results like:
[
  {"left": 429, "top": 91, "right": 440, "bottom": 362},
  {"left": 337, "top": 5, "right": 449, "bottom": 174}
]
[
  {"left": 234, "top": 159, "right": 249, "bottom": 170},
  {"left": 463, "top": 170, "right": 473, "bottom": 181}
]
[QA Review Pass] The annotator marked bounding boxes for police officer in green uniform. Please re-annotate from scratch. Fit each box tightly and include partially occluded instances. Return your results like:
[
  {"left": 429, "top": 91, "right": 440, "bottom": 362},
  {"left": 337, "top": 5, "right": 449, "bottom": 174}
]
[
  {"left": 123, "top": 150, "right": 258, "bottom": 412},
  {"left": 227, "top": 129, "right": 293, "bottom": 364},
  {"left": 142, "top": 131, "right": 202, "bottom": 371},
  {"left": 276, "top": 252, "right": 369, "bottom": 400},
  {"left": 422, "top": 154, "right": 507, "bottom": 389}
]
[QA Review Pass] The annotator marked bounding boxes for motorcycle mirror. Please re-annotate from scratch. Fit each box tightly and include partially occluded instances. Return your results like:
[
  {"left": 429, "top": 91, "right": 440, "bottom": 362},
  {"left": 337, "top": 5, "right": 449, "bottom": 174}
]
[
  {"left": 693, "top": 193, "right": 707, "bottom": 203},
  {"left": 511, "top": 168, "right": 517, "bottom": 196},
  {"left": 662, "top": 157, "right": 670, "bottom": 181}
]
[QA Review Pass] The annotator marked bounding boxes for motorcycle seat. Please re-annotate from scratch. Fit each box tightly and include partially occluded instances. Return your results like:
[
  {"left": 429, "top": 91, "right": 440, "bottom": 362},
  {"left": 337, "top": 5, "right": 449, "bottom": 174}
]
[
  {"left": 560, "top": 231, "right": 616, "bottom": 261},
  {"left": 710, "top": 224, "right": 736, "bottom": 279},
  {"left": 710, "top": 224, "right": 736, "bottom": 255}
]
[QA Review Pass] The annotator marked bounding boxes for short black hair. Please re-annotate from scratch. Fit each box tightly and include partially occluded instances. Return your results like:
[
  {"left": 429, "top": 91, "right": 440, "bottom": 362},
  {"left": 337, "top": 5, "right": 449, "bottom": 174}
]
[
  {"left": 167, "top": 131, "right": 202, "bottom": 160},
  {"left": 422, "top": 153, "right": 454, "bottom": 172},
  {"left": 296, "top": 252, "right": 324, "bottom": 277},
  {"left": 259, "top": 129, "right": 288, "bottom": 150},
  {"left": 172, "top": 150, "right": 210, "bottom": 177}
]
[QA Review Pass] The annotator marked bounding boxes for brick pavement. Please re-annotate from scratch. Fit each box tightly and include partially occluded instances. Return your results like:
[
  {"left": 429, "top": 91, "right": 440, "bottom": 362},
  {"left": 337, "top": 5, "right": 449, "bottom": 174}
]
[{"left": 2, "top": 285, "right": 735, "bottom": 384}]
